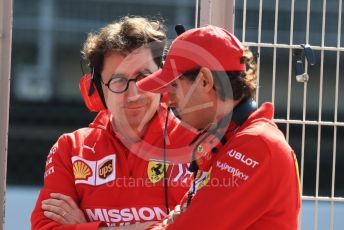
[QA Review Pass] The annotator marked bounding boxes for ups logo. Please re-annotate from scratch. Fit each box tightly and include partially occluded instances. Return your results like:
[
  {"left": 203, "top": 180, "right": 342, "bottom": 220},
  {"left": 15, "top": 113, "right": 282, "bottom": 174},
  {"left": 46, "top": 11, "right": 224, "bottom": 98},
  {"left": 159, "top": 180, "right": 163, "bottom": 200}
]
[{"left": 98, "top": 159, "right": 113, "bottom": 179}]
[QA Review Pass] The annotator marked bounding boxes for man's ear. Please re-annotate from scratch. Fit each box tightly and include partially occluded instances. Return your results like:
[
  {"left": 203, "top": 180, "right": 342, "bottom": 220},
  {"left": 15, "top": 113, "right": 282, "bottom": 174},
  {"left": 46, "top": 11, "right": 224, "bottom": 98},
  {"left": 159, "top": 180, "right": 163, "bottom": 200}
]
[{"left": 199, "top": 67, "right": 214, "bottom": 92}]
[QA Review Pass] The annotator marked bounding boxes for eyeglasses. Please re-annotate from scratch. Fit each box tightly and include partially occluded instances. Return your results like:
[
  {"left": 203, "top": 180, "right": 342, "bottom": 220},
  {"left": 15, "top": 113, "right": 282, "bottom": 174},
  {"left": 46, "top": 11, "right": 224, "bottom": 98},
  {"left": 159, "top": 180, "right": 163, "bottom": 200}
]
[{"left": 101, "top": 72, "right": 151, "bottom": 93}]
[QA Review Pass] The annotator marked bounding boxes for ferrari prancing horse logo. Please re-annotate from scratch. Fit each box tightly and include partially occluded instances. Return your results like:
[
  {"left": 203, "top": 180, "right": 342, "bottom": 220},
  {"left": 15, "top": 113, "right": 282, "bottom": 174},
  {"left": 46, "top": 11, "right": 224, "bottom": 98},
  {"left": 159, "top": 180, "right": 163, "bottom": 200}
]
[{"left": 147, "top": 161, "right": 169, "bottom": 183}]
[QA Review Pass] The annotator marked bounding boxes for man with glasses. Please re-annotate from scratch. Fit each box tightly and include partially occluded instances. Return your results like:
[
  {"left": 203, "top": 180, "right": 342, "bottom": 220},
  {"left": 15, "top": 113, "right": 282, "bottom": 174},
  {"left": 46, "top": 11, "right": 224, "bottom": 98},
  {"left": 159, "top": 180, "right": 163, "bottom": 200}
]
[
  {"left": 138, "top": 25, "right": 301, "bottom": 229},
  {"left": 31, "top": 16, "right": 196, "bottom": 229}
]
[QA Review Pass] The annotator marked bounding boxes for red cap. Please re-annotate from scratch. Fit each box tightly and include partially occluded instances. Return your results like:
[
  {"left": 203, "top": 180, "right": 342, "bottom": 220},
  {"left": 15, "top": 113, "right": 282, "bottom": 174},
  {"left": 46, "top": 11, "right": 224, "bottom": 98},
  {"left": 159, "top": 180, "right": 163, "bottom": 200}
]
[{"left": 137, "top": 25, "right": 245, "bottom": 93}]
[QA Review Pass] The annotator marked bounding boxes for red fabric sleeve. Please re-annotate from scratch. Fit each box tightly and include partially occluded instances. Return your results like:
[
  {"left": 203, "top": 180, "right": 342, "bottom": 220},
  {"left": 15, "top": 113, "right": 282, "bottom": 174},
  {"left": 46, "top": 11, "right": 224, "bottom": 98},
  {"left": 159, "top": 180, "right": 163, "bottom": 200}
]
[
  {"left": 148, "top": 135, "right": 300, "bottom": 230},
  {"left": 30, "top": 134, "right": 103, "bottom": 230}
]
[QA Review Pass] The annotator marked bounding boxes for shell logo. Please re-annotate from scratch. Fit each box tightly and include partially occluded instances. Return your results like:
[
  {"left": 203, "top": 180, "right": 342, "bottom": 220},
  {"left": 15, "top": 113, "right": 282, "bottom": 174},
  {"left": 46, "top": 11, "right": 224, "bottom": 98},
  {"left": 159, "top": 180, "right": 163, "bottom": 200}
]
[{"left": 73, "top": 160, "right": 92, "bottom": 180}]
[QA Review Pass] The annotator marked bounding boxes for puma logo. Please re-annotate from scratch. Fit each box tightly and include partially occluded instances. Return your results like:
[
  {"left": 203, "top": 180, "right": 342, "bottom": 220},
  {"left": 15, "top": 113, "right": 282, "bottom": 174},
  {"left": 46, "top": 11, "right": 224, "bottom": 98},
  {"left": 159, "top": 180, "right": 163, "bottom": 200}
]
[{"left": 83, "top": 143, "right": 96, "bottom": 154}]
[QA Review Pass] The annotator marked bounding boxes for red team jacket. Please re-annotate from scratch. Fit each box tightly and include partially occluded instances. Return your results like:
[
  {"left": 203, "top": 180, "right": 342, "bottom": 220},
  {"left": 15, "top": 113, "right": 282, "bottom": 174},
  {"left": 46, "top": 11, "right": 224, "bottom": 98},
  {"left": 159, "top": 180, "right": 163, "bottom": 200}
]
[
  {"left": 31, "top": 106, "right": 196, "bottom": 229},
  {"left": 149, "top": 103, "right": 301, "bottom": 230}
]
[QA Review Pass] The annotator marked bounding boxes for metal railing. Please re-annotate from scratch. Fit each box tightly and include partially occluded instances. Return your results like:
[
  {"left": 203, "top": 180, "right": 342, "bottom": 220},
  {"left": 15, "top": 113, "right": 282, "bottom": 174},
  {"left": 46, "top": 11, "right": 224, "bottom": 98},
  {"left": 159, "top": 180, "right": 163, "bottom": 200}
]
[{"left": 237, "top": 0, "right": 343, "bottom": 229}]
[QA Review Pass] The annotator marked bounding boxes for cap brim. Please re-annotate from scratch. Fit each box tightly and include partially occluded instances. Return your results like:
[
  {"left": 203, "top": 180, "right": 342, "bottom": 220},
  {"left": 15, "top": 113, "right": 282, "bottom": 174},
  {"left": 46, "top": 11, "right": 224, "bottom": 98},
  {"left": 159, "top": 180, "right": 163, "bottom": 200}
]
[{"left": 137, "top": 68, "right": 177, "bottom": 93}]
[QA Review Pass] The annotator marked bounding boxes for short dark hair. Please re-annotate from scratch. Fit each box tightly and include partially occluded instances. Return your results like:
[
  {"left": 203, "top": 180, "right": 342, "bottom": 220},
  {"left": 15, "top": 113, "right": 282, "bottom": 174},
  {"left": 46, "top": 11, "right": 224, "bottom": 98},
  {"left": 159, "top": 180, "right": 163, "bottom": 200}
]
[{"left": 82, "top": 16, "right": 167, "bottom": 74}]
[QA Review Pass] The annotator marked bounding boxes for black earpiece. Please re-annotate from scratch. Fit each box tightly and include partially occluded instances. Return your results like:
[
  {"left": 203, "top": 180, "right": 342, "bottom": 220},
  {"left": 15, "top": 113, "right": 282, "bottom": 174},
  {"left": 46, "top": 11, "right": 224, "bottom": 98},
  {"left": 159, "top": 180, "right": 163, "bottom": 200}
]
[
  {"left": 301, "top": 44, "right": 316, "bottom": 66},
  {"left": 88, "top": 79, "right": 95, "bottom": 96},
  {"left": 211, "top": 147, "right": 218, "bottom": 153},
  {"left": 175, "top": 24, "right": 186, "bottom": 36},
  {"left": 91, "top": 69, "right": 107, "bottom": 108},
  {"left": 293, "top": 44, "right": 316, "bottom": 82}
]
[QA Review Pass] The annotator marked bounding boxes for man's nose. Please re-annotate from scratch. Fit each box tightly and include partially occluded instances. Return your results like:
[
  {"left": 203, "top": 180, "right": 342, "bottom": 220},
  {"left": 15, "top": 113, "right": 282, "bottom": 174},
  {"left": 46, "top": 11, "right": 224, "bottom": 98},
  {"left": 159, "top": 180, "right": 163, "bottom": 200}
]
[
  {"left": 127, "top": 81, "right": 141, "bottom": 101},
  {"left": 166, "top": 92, "right": 177, "bottom": 107}
]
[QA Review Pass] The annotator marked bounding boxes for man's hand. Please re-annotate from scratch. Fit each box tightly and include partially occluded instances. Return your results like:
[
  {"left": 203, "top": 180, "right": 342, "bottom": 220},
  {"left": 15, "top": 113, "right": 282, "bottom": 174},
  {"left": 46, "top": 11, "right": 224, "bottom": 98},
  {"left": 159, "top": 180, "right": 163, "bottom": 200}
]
[{"left": 41, "top": 193, "right": 87, "bottom": 224}]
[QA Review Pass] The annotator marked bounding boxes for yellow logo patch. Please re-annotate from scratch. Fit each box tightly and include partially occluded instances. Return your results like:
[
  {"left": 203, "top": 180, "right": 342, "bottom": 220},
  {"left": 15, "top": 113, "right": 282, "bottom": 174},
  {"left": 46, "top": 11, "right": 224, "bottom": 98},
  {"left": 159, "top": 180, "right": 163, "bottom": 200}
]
[
  {"left": 147, "top": 161, "right": 169, "bottom": 183},
  {"left": 73, "top": 160, "right": 92, "bottom": 180},
  {"left": 197, "top": 168, "right": 212, "bottom": 190},
  {"left": 197, "top": 145, "right": 204, "bottom": 153}
]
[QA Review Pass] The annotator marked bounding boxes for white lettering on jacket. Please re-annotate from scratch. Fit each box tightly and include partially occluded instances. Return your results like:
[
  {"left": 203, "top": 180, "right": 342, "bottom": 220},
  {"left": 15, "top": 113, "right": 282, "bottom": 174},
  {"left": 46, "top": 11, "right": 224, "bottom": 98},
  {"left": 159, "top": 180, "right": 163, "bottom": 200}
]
[
  {"left": 226, "top": 149, "right": 259, "bottom": 168},
  {"left": 45, "top": 147, "right": 57, "bottom": 169},
  {"left": 86, "top": 207, "right": 166, "bottom": 226},
  {"left": 216, "top": 161, "right": 249, "bottom": 181},
  {"left": 44, "top": 166, "right": 54, "bottom": 178}
]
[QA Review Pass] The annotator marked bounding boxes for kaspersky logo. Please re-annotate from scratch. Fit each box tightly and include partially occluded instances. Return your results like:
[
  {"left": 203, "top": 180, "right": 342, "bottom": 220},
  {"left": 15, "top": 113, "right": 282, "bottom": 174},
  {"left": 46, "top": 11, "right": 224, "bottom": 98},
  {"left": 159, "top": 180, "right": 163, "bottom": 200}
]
[{"left": 71, "top": 155, "right": 116, "bottom": 186}]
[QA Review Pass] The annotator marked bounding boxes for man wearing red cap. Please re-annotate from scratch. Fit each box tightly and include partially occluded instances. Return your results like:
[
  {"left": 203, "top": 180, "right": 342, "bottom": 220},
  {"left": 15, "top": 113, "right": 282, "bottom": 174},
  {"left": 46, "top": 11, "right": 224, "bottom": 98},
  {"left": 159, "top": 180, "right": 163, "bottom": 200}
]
[{"left": 138, "top": 25, "right": 301, "bottom": 229}]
